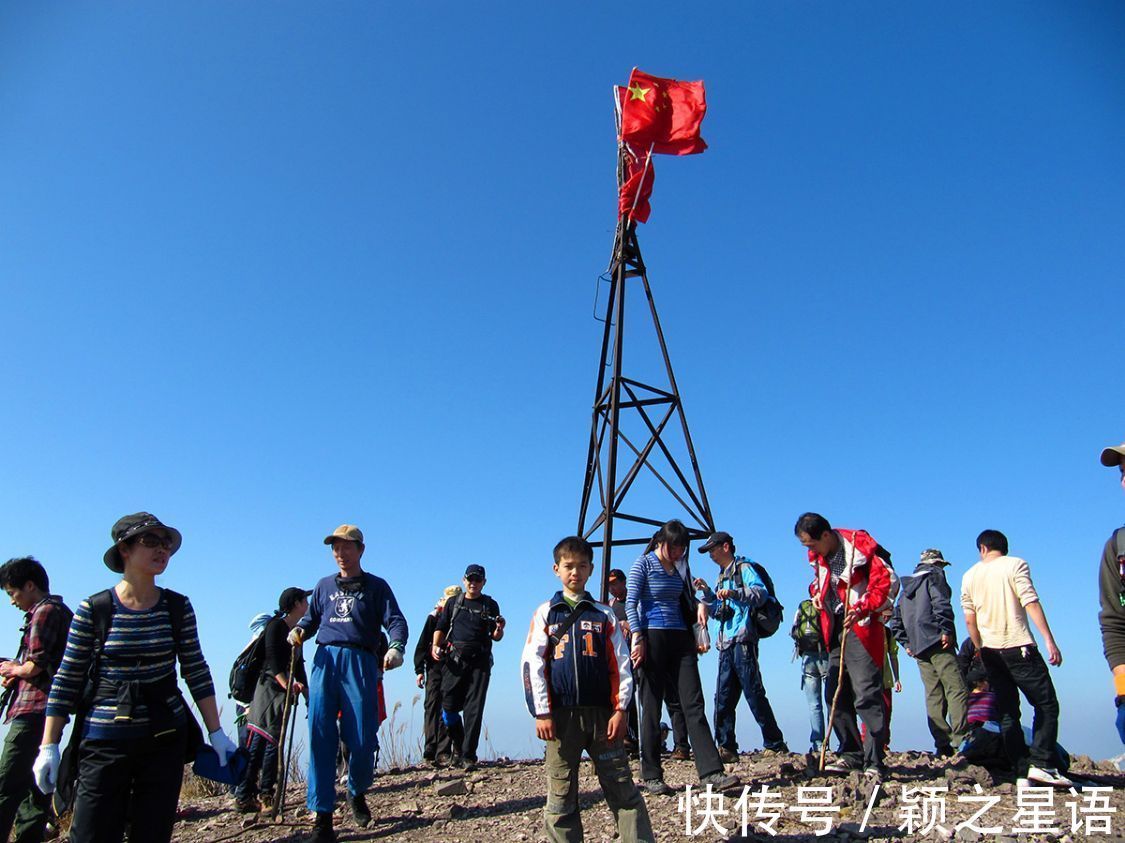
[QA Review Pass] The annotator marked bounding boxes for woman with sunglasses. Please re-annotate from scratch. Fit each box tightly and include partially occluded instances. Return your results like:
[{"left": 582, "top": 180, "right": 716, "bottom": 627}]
[
  {"left": 625, "top": 519, "right": 737, "bottom": 796},
  {"left": 33, "top": 512, "right": 236, "bottom": 843}
]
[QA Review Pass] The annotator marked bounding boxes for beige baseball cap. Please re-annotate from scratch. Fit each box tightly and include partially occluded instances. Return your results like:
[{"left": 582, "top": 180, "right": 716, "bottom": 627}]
[
  {"left": 324, "top": 524, "right": 365, "bottom": 545},
  {"left": 1100, "top": 442, "right": 1125, "bottom": 467}
]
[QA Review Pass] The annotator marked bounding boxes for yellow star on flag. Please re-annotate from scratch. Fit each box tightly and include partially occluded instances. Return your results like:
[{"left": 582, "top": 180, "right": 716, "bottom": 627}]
[{"left": 627, "top": 84, "right": 651, "bottom": 102}]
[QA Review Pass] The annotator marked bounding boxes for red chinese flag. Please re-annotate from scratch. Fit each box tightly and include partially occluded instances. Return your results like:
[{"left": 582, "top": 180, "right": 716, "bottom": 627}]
[
  {"left": 618, "top": 149, "right": 655, "bottom": 223},
  {"left": 619, "top": 69, "right": 707, "bottom": 155}
]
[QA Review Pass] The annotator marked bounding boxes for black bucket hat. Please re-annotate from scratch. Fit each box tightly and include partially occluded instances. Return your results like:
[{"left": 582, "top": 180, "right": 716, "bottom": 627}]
[{"left": 103, "top": 512, "right": 183, "bottom": 573}]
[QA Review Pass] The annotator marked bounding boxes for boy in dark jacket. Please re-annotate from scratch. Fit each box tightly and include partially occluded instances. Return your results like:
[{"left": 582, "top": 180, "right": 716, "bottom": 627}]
[
  {"left": 521, "top": 536, "right": 653, "bottom": 843},
  {"left": 889, "top": 548, "right": 969, "bottom": 755}
]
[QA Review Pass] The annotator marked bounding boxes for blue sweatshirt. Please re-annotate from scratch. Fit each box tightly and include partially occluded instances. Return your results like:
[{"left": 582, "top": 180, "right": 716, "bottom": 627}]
[{"left": 297, "top": 571, "right": 408, "bottom": 652}]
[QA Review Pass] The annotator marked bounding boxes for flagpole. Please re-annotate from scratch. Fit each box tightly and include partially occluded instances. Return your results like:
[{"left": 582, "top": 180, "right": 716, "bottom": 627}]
[{"left": 627, "top": 143, "right": 655, "bottom": 224}]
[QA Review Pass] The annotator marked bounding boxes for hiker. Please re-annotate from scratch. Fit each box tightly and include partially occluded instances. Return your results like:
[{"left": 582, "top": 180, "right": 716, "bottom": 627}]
[
  {"left": 430, "top": 564, "right": 505, "bottom": 771},
  {"left": 232, "top": 610, "right": 276, "bottom": 761},
  {"left": 693, "top": 531, "right": 787, "bottom": 761},
  {"left": 0, "top": 557, "right": 72, "bottom": 842},
  {"left": 287, "top": 524, "right": 408, "bottom": 842},
  {"left": 233, "top": 586, "right": 309, "bottom": 813},
  {"left": 34, "top": 512, "right": 236, "bottom": 843},
  {"left": 861, "top": 629, "right": 901, "bottom": 749},
  {"left": 795, "top": 512, "right": 895, "bottom": 780},
  {"left": 625, "top": 519, "right": 738, "bottom": 796},
  {"left": 790, "top": 597, "right": 830, "bottom": 755},
  {"left": 605, "top": 569, "right": 638, "bottom": 752},
  {"left": 960, "top": 529, "right": 1069, "bottom": 786},
  {"left": 888, "top": 548, "right": 969, "bottom": 757},
  {"left": 1098, "top": 439, "right": 1125, "bottom": 745},
  {"left": 521, "top": 536, "right": 654, "bottom": 843},
  {"left": 414, "top": 584, "right": 460, "bottom": 766}
]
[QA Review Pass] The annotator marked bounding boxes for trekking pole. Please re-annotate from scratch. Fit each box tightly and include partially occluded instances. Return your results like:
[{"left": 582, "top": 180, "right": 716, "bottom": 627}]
[
  {"left": 272, "top": 646, "right": 299, "bottom": 820},
  {"left": 277, "top": 694, "right": 299, "bottom": 819},
  {"left": 820, "top": 538, "right": 857, "bottom": 773}
]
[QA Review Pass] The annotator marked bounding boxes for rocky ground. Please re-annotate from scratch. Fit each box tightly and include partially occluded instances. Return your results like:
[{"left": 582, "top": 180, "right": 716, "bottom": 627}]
[{"left": 169, "top": 751, "right": 1125, "bottom": 842}]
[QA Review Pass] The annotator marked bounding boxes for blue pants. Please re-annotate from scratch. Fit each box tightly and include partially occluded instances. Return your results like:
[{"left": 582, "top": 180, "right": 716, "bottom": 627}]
[
  {"left": 801, "top": 652, "right": 830, "bottom": 751},
  {"left": 307, "top": 645, "right": 381, "bottom": 813},
  {"left": 713, "top": 640, "right": 786, "bottom": 752}
]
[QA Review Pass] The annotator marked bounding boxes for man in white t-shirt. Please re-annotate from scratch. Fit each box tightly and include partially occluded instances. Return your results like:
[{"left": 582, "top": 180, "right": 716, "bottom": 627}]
[{"left": 960, "top": 529, "right": 1068, "bottom": 786}]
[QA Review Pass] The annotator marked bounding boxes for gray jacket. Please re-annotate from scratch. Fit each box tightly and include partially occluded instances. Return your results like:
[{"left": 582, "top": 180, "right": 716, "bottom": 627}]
[{"left": 888, "top": 563, "right": 956, "bottom": 656}]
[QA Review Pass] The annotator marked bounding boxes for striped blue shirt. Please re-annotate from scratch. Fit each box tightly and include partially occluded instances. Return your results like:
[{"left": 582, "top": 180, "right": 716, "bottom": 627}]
[
  {"left": 45, "top": 589, "right": 215, "bottom": 739},
  {"left": 625, "top": 551, "right": 692, "bottom": 633}
]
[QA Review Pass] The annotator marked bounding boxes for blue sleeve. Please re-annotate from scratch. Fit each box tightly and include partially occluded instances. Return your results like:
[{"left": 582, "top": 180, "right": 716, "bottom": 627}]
[
  {"left": 739, "top": 563, "right": 768, "bottom": 610},
  {"left": 379, "top": 581, "right": 409, "bottom": 649},
  {"left": 625, "top": 557, "right": 645, "bottom": 635},
  {"left": 297, "top": 579, "right": 325, "bottom": 637}
]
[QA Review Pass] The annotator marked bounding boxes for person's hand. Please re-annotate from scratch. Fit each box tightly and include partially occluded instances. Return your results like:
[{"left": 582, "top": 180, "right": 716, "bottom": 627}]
[
  {"left": 1045, "top": 641, "right": 1062, "bottom": 667},
  {"left": 535, "top": 714, "right": 554, "bottom": 741},
  {"left": 0, "top": 661, "right": 18, "bottom": 678},
  {"left": 287, "top": 627, "right": 304, "bottom": 647},
  {"left": 0, "top": 676, "right": 13, "bottom": 689},
  {"left": 843, "top": 608, "right": 861, "bottom": 629},
  {"left": 811, "top": 593, "right": 823, "bottom": 611},
  {"left": 630, "top": 638, "right": 645, "bottom": 668},
  {"left": 289, "top": 680, "right": 305, "bottom": 697},
  {"left": 894, "top": 681, "right": 902, "bottom": 693},
  {"left": 416, "top": 673, "right": 425, "bottom": 689},
  {"left": 208, "top": 729, "right": 237, "bottom": 767},
  {"left": 383, "top": 647, "right": 404, "bottom": 671},
  {"left": 716, "top": 589, "right": 735, "bottom": 600},
  {"left": 33, "top": 744, "right": 59, "bottom": 794},
  {"left": 1116, "top": 698, "right": 1125, "bottom": 744},
  {"left": 940, "top": 633, "right": 953, "bottom": 650},
  {"left": 607, "top": 709, "right": 627, "bottom": 743},
  {"left": 905, "top": 647, "right": 913, "bottom": 658},
  {"left": 430, "top": 644, "right": 444, "bottom": 662}
]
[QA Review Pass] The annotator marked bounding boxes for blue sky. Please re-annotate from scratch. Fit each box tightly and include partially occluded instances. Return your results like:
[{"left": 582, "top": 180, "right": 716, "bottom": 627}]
[{"left": 2, "top": 3, "right": 1124, "bottom": 761}]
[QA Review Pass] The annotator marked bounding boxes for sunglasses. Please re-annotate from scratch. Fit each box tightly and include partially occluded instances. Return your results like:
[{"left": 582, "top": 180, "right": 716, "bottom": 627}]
[
  {"left": 465, "top": 575, "right": 484, "bottom": 583},
  {"left": 135, "top": 534, "right": 174, "bottom": 550}
]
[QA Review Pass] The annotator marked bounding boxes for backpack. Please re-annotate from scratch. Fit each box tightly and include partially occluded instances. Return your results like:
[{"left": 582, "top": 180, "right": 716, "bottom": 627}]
[
  {"left": 790, "top": 598, "right": 823, "bottom": 655},
  {"left": 744, "top": 560, "right": 784, "bottom": 639},
  {"left": 55, "top": 588, "right": 200, "bottom": 817},
  {"left": 228, "top": 615, "right": 277, "bottom": 704}
]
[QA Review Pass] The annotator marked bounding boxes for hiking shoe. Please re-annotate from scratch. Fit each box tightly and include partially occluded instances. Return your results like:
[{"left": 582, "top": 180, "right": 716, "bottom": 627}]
[
  {"left": 1027, "top": 766, "right": 1073, "bottom": 787},
  {"left": 822, "top": 757, "right": 861, "bottom": 774},
  {"left": 641, "top": 779, "right": 674, "bottom": 796},
  {"left": 463, "top": 759, "right": 479, "bottom": 773},
  {"left": 350, "top": 793, "right": 372, "bottom": 828},
  {"left": 935, "top": 745, "right": 955, "bottom": 758},
  {"left": 863, "top": 764, "right": 885, "bottom": 783},
  {"left": 259, "top": 790, "right": 274, "bottom": 809},
  {"left": 669, "top": 747, "right": 692, "bottom": 761},
  {"left": 234, "top": 795, "right": 259, "bottom": 813},
  {"left": 718, "top": 747, "right": 739, "bottom": 764},
  {"left": 450, "top": 754, "right": 465, "bottom": 769},
  {"left": 765, "top": 741, "right": 790, "bottom": 754},
  {"left": 307, "top": 813, "right": 336, "bottom": 843},
  {"left": 699, "top": 771, "right": 740, "bottom": 792}
]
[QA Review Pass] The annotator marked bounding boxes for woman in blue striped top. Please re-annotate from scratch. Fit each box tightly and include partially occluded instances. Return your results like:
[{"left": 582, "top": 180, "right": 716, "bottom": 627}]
[
  {"left": 625, "top": 519, "right": 737, "bottom": 795},
  {"left": 34, "top": 513, "right": 236, "bottom": 843}
]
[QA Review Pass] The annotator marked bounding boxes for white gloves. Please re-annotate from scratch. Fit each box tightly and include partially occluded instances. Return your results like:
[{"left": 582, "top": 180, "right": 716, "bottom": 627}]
[
  {"left": 208, "top": 728, "right": 237, "bottom": 767},
  {"left": 287, "top": 626, "right": 305, "bottom": 647},
  {"left": 33, "top": 744, "right": 59, "bottom": 794},
  {"left": 383, "top": 647, "right": 404, "bottom": 671}
]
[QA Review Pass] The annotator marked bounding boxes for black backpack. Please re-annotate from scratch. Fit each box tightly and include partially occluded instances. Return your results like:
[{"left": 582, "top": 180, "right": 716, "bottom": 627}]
[
  {"left": 228, "top": 617, "right": 276, "bottom": 704},
  {"left": 744, "top": 560, "right": 784, "bottom": 639}
]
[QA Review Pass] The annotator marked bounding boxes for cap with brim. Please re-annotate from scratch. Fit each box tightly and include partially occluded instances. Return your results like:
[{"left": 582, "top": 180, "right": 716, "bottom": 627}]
[
  {"left": 279, "top": 587, "right": 312, "bottom": 613},
  {"left": 607, "top": 569, "right": 626, "bottom": 581},
  {"left": 919, "top": 548, "right": 950, "bottom": 567},
  {"left": 324, "top": 524, "right": 364, "bottom": 545},
  {"left": 698, "top": 531, "right": 734, "bottom": 553},
  {"left": 464, "top": 564, "right": 486, "bottom": 579},
  {"left": 103, "top": 512, "right": 183, "bottom": 573},
  {"left": 1100, "top": 444, "right": 1125, "bottom": 467}
]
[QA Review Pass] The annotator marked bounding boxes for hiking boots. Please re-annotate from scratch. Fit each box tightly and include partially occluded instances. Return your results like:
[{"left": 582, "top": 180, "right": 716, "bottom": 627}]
[
  {"left": 234, "top": 795, "right": 259, "bottom": 814},
  {"left": 350, "top": 793, "right": 372, "bottom": 828},
  {"left": 641, "top": 779, "right": 674, "bottom": 796},
  {"left": 307, "top": 813, "right": 336, "bottom": 843},
  {"left": 718, "top": 747, "right": 739, "bottom": 764},
  {"left": 822, "top": 756, "right": 861, "bottom": 774},
  {"left": 699, "top": 771, "right": 741, "bottom": 792},
  {"left": 669, "top": 747, "right": 692, "bottom": 761},
  {"left": 463, "top": 759, "right": 479, "bottom": 773}
]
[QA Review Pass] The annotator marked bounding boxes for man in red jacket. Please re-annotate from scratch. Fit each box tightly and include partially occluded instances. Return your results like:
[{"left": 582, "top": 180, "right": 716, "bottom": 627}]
[{"left": 795, "top": 513, "right": 895, "bottom": 779}]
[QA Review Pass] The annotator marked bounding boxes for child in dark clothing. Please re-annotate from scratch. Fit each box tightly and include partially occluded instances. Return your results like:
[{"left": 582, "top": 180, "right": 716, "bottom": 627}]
[{"left": 521, "top": 536, "right": 653, "bottom": 843}]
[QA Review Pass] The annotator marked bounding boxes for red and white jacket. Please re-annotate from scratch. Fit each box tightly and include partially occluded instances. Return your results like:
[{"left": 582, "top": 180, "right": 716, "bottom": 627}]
[{"left": 807, "top": 529, "right": 897, "bottom": 667}]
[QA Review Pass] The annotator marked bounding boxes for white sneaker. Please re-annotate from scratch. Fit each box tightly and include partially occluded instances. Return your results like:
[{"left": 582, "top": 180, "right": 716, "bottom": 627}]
[{"left": 1026, "top": 766, "right": 1073, "bottom": 787}]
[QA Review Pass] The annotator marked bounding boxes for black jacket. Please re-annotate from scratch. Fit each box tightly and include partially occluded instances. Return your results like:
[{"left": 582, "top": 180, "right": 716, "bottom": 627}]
[{"left": 889, "top": 563, "right": 955, "bottom": 656}]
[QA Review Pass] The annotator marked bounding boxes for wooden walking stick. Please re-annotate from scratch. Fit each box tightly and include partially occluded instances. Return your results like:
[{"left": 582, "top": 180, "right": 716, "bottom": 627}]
[
  {"left": 819, "top": 537, "right": 858, "bottom": 772},
  {"left": 271, "top": 645, "right": 299, "bottom": 820},
  {"left": 276, "top": 693, "right": 299, "bottom": 819}
]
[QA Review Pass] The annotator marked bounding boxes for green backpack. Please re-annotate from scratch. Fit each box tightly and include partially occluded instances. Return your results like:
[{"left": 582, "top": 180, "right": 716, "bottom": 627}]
[{"left": 790, "top": 598, "right": 824, "bottom": 655}]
